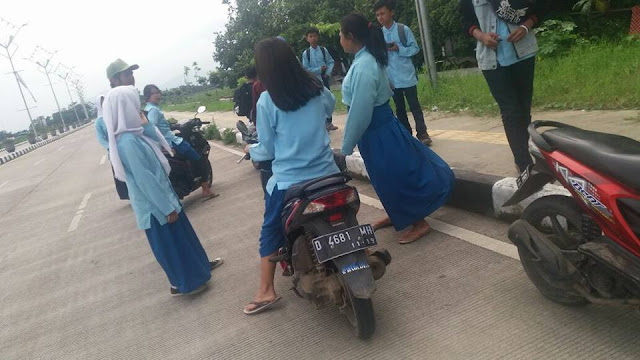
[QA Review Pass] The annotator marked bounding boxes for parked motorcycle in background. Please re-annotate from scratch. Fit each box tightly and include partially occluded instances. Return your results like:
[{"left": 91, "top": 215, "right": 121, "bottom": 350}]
[
  {"left": 236, "top": 120, "right": 273, "bottom": 195},
  {"left": 165, "top": 106, "right": 213, "bottom": 199},
  {"left": 505, "top": 121, "right": 640, "bottom": 308}
]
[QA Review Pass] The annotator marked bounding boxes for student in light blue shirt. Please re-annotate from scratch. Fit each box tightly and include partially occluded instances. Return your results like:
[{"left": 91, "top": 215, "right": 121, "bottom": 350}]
[
  {"left": 94, "top": 95, "right": 109, "bottom": 150},
  {"left": 102, "top": 85, "right": 222, "bottom": 295},
  {"left": 339, "top": 13, "right": 454, "bottom": 245},
  {"left": 302, "top": 27, "right": 338, "bottom": 131},
  {"left": 243, "top": 37, "right": 340, "bottom": 315},
  {"left": 143, "top": 84, "right": 218, "bottom": 200},
  {"left": 374, "top": 0, "right": 432, "bottom": 146}
]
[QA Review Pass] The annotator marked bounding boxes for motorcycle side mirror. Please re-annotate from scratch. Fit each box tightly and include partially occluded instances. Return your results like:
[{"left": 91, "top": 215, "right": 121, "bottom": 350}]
[{"left": 196, "top": 106, "right": 206, "bottom": 114}]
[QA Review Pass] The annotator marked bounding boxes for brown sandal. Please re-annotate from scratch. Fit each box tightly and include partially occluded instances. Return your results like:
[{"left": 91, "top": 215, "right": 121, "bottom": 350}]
[{"left": 398, "top": 226, "right": 432, "bottom": 244}]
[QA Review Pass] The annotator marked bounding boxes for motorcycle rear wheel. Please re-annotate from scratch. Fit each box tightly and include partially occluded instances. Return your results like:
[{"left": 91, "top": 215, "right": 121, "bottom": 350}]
[
  {"left": 519, "top": 195, "right": 589, "bottom": 306},
  {"left": 344, "top": 287, "right": 376, "bottom": 339}
]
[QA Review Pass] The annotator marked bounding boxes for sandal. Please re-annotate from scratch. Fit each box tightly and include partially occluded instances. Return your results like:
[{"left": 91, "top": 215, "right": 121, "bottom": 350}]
[
  {"left": 398, "top": 226, "right": 432, "bottom": 245},
  {"left": 202, "top": 193, "right": 220, "bottom": 202},
  {"left": 243, "top": 296, "right": 282, "bottom": 315}
]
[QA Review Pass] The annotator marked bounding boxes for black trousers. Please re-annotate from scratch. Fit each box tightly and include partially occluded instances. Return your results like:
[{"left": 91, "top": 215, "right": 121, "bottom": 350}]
[
  {"left": 323, "top": 76, "right": 333, "bottom": 125},
  {"left": 111, "top": 165, "right": 129, "bottom": 200},
  {"left": 392, "top": 85, "right": 427, "bottom": 138},
  {"left": 482, "top": 57, "right": 536, "bottom": 172}
]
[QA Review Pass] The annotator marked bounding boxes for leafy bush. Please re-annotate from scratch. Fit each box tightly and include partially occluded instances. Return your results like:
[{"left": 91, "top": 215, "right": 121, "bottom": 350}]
[
  {"left": 222, "top": 128, "right": 236, "bottom": 145},
  {"left": 204, "top": 123, "right": 222, "bottom": 140},
  {"left": 536, "top": 20, "right": 586, "bottom": 57}
]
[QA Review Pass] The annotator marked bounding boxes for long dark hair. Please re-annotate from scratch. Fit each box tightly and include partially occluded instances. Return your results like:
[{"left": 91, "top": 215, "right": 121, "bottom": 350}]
[
  {"left": 254, "top": 37, "right": 323, "bottom": 112},
  {"left": 340, "top": 13, "right": 388, "bottom": 67}
]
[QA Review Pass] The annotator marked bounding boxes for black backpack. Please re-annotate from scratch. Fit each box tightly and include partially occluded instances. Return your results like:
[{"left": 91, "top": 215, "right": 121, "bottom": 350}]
[
  {"left": 303, "top": 46, "right": 328, "bottom": 66},
  {"left": 233, "top": 82, "right": 253, "bottom": 117}
]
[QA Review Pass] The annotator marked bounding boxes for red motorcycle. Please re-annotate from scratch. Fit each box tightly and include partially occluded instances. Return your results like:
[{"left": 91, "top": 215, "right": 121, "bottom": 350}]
[{"left": 505, "top": 121, "right": 640, "bottom": 306}]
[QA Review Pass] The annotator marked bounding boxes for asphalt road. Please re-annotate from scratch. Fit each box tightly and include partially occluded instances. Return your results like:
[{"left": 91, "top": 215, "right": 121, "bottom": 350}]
[{"left": 1, "top": 125, "right": 639, "bottom": 359}]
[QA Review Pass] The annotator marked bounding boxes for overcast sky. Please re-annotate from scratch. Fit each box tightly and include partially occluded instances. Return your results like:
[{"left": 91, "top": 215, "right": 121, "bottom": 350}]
[{"left": 0, "top": 0, "right": 230, "bottom": 132}]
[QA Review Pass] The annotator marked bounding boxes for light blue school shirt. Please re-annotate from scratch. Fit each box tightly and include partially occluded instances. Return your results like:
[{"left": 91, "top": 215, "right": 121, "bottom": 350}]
[
  {"left": 249, "top": 88, "right": 340, "bottom": 195},
  {"left": 341, "top": 47, "right": 394, "bottom": 156},
  {"left": 496, "top": 18, "right": 536, "bottom": 67},
  {"left": 117, "top": 123, "right": 182, "bottom": 230},
  {"left": 302, "top": 46, "right": 335, "bottom": 81},
  {"left": 382, "top": 22, "right": 420, "bottom": 89},
  {"left": 95, "top": 117, "right": 109, "bottom": 150},
  {"left": 145, "top": 103, "right": 183, "bottom": 145}
]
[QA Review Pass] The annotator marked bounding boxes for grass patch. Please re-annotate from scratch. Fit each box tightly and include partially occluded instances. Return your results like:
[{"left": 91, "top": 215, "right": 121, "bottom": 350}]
[
  {"left": 163, "top": 88, "right": 235, "bottom": 113},
  {"left": 164, "top": 40, "right": 639, "bottom": 116}
]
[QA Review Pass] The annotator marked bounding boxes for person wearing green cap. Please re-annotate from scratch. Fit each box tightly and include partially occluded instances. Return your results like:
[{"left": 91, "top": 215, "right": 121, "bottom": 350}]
[
  {"left": 106, "top": 58, "right": 139, "bottom": 88},
  {"left": 102, "top": 59, "right": 140, "bottom": 200}
]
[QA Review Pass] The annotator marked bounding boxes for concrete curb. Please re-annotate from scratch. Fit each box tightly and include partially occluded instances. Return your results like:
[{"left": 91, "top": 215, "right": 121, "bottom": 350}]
[
  {"left": 344, "top": 151, "right": 570, "bottom": 219},
  {"left": 0, "top": 123, "right": 92, "bottom": 166},
  {"left": 224, "top": 132, "right": 570, "bottom": 219}
]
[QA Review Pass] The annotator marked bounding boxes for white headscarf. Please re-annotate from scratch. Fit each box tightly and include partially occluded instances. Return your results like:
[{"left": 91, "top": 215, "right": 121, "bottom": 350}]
[
  {"left": 102, "top": 85, "right": 172, "bottom": 181},
  {"left": 95, "top": 94, "right": 105, "bottom": 118}
]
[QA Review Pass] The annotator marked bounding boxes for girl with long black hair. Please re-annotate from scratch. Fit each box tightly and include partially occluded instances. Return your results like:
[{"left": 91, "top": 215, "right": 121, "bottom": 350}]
[
  {"left": 243, "top": 37, "right": 340, "bottom": 315},
  {"left": 339, "top": 13, "right": 454, "bottom": 244}
]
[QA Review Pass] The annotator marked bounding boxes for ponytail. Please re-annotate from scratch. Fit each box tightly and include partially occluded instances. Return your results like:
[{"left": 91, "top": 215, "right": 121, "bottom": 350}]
[{"left": 340, "top": 13, "right": 388, "bottom": 67}]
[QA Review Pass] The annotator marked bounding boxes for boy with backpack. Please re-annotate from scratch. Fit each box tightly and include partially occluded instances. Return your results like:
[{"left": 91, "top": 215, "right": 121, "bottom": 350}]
[
  {"left": 302, "top": 27, "right": 338, "bottom": 131},
  {"left": 233, "top": 66, "right": 257, "bottom": 123},
  {"left": 374, "top": 0, "right": 432, "bottom": 146}
]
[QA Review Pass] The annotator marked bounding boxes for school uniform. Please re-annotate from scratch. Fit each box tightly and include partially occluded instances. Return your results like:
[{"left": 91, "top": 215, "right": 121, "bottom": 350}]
[
  {"left": 341, "top": 47, "right": 454, "bottom": 230},
  {"left": 95, "top": 96, "right": 129, "bottom": 200},
  {"left": 103, "top": 86, "right": 211, "bottom": 294},
  {"left": 382, "top": 22, "right": 428, "bottom": 139},
  {"left": 249, "top": 87, "right": 340, "bottom": 257}
]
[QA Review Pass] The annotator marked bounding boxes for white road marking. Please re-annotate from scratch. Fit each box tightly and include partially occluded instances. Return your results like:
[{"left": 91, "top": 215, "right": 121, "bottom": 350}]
[
  {"left": 211, "top": 141, "right": 520, "bottom": 261},
  {"left": 0, "top": 180, "right": 8, "bottom": 189},
  {"left": 100, "top": 154, "right": 107, "bottom": 165},
  {"left": 34, "top": 159, "right": 45, "bottom": 166},
  {"left": 68, "top": 192, "right": 93, "bottom": 232},
  {"left": 358, "top": 194, "right": 519, "bottom": 260},
  {"left": 57, "top": 146, "right": 65, "bottom": 152}
]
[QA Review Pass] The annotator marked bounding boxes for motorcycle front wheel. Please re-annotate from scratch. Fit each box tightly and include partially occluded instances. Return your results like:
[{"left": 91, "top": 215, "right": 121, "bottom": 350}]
[
  {"left": 344, "top": 287, "right": 376, "bottom": 339},
  {"left": 519, "top": 195, "right": 589, "bottom": 306}
]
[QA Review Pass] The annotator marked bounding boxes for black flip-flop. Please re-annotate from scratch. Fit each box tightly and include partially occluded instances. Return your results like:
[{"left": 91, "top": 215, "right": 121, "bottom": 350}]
[
  {"left": 243, "top": 296, "right": 282, "bottom": 315},
  {"left": 202, "top": 193, "right": 220, "bottom": 202}
]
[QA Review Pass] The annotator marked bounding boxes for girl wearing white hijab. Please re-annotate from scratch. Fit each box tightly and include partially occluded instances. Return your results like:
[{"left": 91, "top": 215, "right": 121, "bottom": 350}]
[
  {"left": 102, "top": 85, "right": 222, "bottom": 295},
  {"left": 95, "top": 94, "right": 129, "bottom": 200}
]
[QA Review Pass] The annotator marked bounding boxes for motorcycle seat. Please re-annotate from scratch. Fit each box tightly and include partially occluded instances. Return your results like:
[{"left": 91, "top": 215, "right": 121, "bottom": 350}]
[
  {"left": 542, "top": 127, "right": 640, "bottom": 192},
  {"left": 284, "top": 174, "right": 349, "bottom": 204}
]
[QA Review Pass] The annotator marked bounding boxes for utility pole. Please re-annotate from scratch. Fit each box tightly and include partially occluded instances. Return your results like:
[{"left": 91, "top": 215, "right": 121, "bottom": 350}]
[
  {"left": 0, "top": 18, "right": 38, "bottom": 136},
  {"left": 25, "top": 46, "right": 67, "bottom": 130},
  {"left": 415, "top": 0, "right": 438, "bottom": 88},
  {"left": 55, "top": 63, "right": 81, "bottom": 124},
  {"left": 70, "top": 76, "right": 90, "bottom": 121}
]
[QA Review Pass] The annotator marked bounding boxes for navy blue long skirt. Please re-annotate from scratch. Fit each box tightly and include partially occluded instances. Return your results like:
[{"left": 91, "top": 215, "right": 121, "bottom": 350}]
[
  {"left": 358, "top": 102, "right": 455, "bottom": 230},
  {"left": 145, "top": 211, "right": 211, "bottom": 293}
]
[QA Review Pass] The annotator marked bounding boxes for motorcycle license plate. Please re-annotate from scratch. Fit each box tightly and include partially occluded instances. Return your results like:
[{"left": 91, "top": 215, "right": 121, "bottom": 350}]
[
  {"left": 312, "top": 224, "right": 377, "bottom": 264},
  {"left": 516, "top": 165, "right": 532, "bottom": 189}
]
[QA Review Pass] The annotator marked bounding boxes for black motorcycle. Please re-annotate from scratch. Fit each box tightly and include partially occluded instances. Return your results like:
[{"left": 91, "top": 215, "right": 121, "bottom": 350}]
[
  {"left": 166, "top": 106, "right": 213, "bottom": 199},
  {"left": 236, "top": 121, "right": 390, "bottom": 338},
  {"left": 274, "top": 171, "right": 391, "bottom": 339}
]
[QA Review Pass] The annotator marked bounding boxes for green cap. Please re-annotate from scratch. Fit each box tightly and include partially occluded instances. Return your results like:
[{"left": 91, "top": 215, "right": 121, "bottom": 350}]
[{"left": 106, "top": 59, "right": 139, "bottom": 80}]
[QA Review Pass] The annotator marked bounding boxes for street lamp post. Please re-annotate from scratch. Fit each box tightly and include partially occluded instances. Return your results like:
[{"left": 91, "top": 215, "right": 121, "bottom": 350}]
[
  {"left": 25, "top": 46, "right": 67, "bottom": 130},
  {"left": 415, "top": 0, "right": 438, "bottom": 88},
  {"left": 71, "top": 77, "right": 90, "bottom": 121},
  {"left": 56, "top": 64, "right": 81, "bottom": 124},
  {"left": 0, "top": 19, "right": 38, "bottom": 137}
]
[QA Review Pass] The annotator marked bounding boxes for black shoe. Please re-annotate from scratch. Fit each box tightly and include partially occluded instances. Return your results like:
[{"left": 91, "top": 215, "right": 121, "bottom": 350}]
[
  {"left": 209, "top": 258, "right": 224, "bottom": 271},
  {"left": 418, "top": 134, "right": 433, "bottom": 146},
  {"left": 170, "top": 283, "right": 208, "bottom": 296}
]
